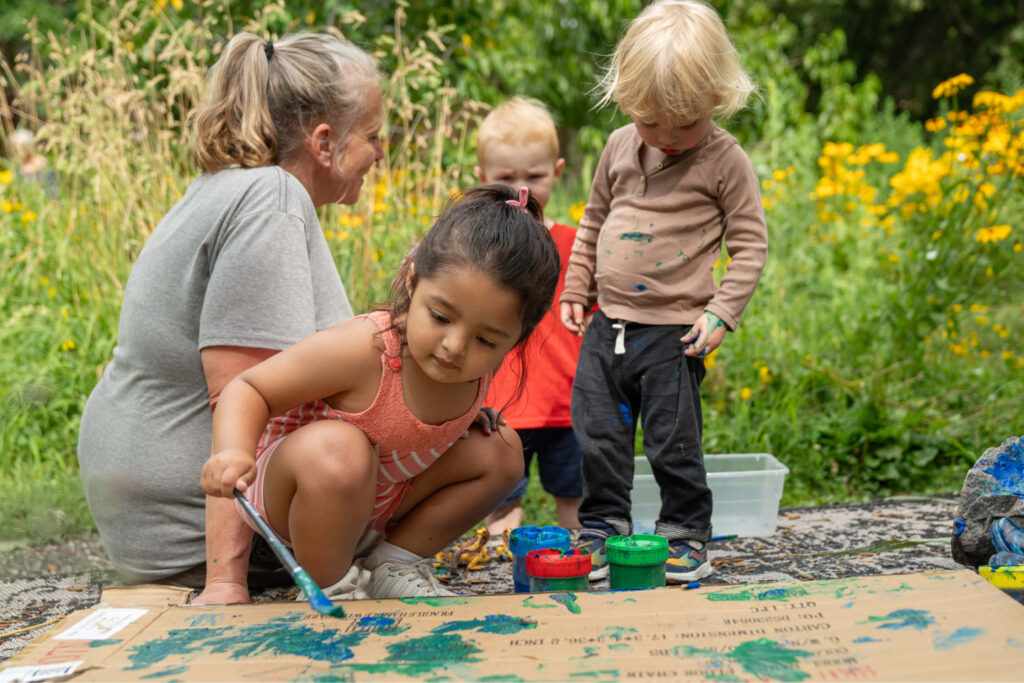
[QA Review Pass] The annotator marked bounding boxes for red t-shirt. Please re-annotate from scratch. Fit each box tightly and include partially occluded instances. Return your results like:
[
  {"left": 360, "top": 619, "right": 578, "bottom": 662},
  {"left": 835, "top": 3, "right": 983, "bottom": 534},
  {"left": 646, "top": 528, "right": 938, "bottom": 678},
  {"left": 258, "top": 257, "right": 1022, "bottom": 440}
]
[{"left": 486, "top": 222, "right": 589, "bottom": 429}]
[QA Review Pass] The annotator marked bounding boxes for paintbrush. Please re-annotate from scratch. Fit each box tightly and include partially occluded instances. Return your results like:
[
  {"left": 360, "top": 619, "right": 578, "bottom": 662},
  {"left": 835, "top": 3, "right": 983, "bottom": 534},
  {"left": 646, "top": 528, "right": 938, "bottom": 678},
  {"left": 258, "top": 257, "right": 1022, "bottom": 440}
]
[{"left": 233, "top": 489, "right": 346, "bottom": 619}]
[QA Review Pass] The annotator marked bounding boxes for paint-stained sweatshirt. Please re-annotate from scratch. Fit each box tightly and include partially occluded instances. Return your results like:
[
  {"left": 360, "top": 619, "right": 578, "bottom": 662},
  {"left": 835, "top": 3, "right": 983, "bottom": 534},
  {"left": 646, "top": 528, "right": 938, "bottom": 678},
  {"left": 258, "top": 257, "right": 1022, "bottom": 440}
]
[{"left": 561, "top": 123, "right": 767, "bottom": 330}]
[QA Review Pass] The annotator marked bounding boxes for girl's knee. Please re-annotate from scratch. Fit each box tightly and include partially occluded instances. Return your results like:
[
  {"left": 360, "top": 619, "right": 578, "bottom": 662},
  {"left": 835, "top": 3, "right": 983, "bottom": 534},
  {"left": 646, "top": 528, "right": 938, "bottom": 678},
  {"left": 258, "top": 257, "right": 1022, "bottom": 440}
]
[
  {"left": 483, "top": 425, "right": 524, "bottom": 486},
  {"left": 289, "top": 421, "right": 377, "bottom": 490}
]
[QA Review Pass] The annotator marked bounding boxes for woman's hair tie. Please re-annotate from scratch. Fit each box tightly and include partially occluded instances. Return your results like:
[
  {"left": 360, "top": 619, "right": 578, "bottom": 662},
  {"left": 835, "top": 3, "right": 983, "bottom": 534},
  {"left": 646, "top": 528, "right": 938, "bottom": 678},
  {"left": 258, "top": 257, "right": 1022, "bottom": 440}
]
[
  {"left": 264, "top": 41, "right": 274, "bottom": 61},
  {"left": 505, "top": 186, "right": 530, "bottom": 213}
]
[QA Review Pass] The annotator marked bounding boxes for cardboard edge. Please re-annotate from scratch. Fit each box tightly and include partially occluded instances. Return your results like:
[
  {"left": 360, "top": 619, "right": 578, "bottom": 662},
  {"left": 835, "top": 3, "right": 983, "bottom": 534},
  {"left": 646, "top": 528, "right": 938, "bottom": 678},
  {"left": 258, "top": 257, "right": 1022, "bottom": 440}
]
[{"left": 99, "top": 585, "right": 192, "bottom": 608}]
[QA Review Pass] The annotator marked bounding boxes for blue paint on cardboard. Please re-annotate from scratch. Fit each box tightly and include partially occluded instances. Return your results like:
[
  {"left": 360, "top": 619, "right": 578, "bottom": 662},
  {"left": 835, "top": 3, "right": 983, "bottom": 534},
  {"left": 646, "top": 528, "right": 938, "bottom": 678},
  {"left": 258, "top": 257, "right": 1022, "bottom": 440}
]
[{"left": 933, "top": 627, "right": 985, "bottom": 651}]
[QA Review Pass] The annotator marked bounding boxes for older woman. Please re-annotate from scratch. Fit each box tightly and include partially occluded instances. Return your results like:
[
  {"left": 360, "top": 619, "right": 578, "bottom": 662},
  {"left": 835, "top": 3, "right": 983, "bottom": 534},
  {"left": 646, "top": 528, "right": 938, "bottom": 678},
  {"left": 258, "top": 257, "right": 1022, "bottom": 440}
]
[{"left": 77, "top": 32, "right": 383, "bottom": 605}]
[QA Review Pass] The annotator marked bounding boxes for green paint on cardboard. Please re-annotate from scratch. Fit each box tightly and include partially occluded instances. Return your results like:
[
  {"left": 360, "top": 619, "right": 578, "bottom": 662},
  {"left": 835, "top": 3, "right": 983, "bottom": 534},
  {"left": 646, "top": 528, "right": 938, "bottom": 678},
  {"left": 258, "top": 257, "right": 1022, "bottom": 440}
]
[
  {"left": 704, "top": 673, "right": 744, "bottom": 682},
  {"left": 607, "top": 643, "right": 630, "bottom": 651},
  {"left": 432, "top": 614, "right": 536, "bottom": 635},
  {"left": 125, "top": 614, "right": 370, "bottom": 670},
  {"left": 334, "top": 634, "right": 484, "bottom": 677},
  {"left": 568, "top": 669, "right": 620, "bottom": 678},
  {"left": 672, "top": 638, "right": 813, "bottom": 682},
  {"left": 549, "top": 592, "right": 582, "bottom": 613},
  {"left": 520, "top": 596, "right": 556, "bottom": 609},
  {"left": 90, "top": 639, "right": 123, "bottom": 647},
  {"left": 864, "top": 609, "right": 935, "bottom": 630},
  {"left": 601, "top": 626, "right": 638, "bottom": 641},
  {"left": 398, "top": 596, "right": 469, "bottom": 606},
  {"left": 479, "top": 676, "right": 524, "bottom": 681},
  {"left": 706, "top": 585, "right": 808, "bottom": 602}
]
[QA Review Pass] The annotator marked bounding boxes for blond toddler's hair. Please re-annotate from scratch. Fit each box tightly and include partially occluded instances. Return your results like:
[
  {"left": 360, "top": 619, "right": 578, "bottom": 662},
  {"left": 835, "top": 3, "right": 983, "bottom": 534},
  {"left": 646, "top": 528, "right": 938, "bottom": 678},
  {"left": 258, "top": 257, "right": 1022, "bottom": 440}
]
[
  {"left": 476, "top": 96, "right": 560, "bottom": 167},
  {"left": 597, "top": 0, "right": 755, "bottom": 125}
]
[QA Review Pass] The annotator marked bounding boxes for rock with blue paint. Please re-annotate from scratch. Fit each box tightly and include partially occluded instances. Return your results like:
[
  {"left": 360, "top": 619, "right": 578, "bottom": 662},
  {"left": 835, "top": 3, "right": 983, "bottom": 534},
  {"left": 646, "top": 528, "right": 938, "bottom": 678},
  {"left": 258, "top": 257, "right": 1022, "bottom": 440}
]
[{"left": 950, "top": 436, "right": 1024, "bottom": 567}]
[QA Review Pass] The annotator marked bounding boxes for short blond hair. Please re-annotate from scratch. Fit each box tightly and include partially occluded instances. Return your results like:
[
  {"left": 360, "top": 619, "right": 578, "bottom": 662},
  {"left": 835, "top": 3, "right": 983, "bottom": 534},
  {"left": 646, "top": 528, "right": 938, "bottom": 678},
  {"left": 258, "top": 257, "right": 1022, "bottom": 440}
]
[
  {"left": 597, "top": 0, "right": 755, "bottom": 125},
  {"left": 191, "top": 32, "right": 379, "bottom": 173},
  {"left": 476, "top": 96, "right": 560, "bottom": 167}
]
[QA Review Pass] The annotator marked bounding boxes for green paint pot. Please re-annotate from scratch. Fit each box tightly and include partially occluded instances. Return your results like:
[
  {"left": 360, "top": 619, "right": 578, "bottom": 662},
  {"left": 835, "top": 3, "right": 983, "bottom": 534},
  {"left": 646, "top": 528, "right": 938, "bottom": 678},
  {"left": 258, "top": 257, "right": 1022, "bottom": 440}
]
[
  {"left": 606, "top": 534, "right": 668, "bottom": 590},
  {"left": 526, "top": 548, "right": 591, "bottom": 592}
]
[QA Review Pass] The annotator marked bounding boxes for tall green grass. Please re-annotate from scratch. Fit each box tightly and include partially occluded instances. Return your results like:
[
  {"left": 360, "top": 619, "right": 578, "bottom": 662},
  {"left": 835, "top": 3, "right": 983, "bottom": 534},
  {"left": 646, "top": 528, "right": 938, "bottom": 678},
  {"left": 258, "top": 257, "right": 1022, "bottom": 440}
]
[{"left": 1, "top": 4, "right": 1022, "bottom": 542}]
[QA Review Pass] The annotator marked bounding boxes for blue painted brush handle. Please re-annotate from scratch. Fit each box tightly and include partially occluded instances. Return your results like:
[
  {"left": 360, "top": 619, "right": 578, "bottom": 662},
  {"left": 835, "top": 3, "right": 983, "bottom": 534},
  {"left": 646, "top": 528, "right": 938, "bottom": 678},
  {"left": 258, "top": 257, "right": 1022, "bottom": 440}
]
[{"left": 233, "top": 489, "right": 301, "bottom": 575}]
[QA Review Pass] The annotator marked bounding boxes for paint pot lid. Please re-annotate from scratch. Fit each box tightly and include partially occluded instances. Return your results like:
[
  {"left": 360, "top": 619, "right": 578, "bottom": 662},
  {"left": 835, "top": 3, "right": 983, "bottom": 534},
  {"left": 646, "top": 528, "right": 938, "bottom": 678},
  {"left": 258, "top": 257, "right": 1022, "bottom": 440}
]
[
  {"left": 509, "top": 525, "right": 570, "bottom": 554},
  {"left": 525, "top": 548, "right": 591, "bottom": 578},
  {"left": 605, "top": 534, "right": 669, "bottom": 565}
]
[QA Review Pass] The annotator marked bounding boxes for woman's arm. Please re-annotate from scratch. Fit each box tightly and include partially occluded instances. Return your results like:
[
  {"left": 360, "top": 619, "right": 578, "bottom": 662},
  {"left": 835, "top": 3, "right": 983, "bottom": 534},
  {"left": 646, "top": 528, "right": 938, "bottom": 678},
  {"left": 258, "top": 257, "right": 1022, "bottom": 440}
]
[{"left": 193, "top": 345, "right": 276, "bottom": 605}]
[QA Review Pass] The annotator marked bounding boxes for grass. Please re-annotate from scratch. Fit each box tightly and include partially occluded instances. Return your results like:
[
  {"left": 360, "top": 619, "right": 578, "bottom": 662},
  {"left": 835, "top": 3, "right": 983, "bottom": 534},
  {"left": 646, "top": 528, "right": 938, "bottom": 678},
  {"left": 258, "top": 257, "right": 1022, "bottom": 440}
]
[{"left": 2, "top": 7, "right": 1023, "bottom": 546}]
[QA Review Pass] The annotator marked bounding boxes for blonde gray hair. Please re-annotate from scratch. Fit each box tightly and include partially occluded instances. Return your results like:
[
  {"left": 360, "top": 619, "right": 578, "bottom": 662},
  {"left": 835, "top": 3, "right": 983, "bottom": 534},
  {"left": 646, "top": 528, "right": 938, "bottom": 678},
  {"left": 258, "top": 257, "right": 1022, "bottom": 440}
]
[
  {"left": 191, "top": 32, "right": 379, "bottom": 173},
  {"left": 597, "top": 0, "right": 755, "bottom": 125},
  {"left": 476, "top": 96, "right": 560, "bottom": 167}
]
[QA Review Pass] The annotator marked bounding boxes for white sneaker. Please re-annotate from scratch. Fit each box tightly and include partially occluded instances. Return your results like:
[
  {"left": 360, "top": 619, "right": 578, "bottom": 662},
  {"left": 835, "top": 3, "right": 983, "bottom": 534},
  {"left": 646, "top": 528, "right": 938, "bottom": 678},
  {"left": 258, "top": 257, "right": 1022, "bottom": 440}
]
[
  {"left": 297, "top": 561, "right": 370, "bottom": 602},
  {"left": 364, "top": 559, "right": 458, "bottom": 598}
]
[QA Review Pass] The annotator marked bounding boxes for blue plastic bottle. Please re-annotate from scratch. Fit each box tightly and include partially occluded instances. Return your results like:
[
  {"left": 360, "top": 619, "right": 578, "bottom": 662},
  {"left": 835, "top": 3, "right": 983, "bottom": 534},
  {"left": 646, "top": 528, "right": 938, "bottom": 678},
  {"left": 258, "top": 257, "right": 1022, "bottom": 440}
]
[{"left": 509, "top": 526, "right": 570, "bottom": 593}]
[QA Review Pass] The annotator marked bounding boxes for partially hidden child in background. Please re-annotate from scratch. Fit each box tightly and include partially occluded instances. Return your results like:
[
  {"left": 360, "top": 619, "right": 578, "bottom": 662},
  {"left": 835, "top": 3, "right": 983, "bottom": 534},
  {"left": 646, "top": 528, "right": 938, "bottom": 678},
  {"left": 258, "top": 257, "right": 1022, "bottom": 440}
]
[
  {"left": 560, "top": 0, "right": 768, "bottom": 584},
  {"left": 475, "top": 97, "right": 589, "bottom": 534},
  {"left": 202, "top": 185, "right": 561, "bottom": 599}
]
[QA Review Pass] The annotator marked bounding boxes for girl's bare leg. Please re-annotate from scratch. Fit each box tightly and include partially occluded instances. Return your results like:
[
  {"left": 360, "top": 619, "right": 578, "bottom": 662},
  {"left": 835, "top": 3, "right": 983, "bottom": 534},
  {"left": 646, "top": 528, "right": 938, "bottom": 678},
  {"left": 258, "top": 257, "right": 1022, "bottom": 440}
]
[
  {"left": 262, "top": 420, "right": 377, "bottom": 586},
  {"left": 386, "top": 424, "right": 524, "bottom": 556}
]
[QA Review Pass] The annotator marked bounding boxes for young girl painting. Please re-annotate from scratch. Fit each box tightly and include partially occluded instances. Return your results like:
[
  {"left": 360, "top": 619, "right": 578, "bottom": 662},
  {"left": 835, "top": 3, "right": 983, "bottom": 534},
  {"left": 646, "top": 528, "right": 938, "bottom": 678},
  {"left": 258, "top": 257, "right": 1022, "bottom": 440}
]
[{"left": 201, "top": 185, "right": 561, "bottom": 599}]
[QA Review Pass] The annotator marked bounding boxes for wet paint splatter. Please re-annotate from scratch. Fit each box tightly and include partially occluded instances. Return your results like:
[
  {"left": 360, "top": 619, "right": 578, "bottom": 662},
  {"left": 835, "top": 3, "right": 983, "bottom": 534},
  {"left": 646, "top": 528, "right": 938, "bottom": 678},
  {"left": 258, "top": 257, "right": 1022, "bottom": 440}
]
[
  {"left": 618, "top": 404, "right": 633, "bottom": 426},
  {"left": 335, "top": 633, "right": 484, "bottom": 678},
  {"left": 706, "top": 585, "right": 808, "bottom": 602},
  {"left": 982, "top": 438, "right": 1024, "bottom": 495},
  {"left": 398, "top": 596, "right": 469, "bottom": 606},
  {"left": 633, "top": 284, "right": 648, "bottom": 291},
  {"left": 568, "top": 669, "right": 620, "bottom": 678},
  {"left": 357, "top": 616, "right": 394, "bottom": 628},
  {"left": 520, "top": 596, "right": 556, "bottom": 609},
  {"left": 432, "top": 614, "right": 536, "bottom": 635},
  {"left": 864, "top": 609, "right": 935, "bottom": 630},
  {"left": 852, "top": 637, "right": 883, "bottom": 643},
  {"left": 549, "top": 592, "right": 582, "bottom": 614},
  {"left": 933, "top": 627, "right": 985, "bottom": 651},
  {"left": 672, "top": 638, "right": 813, "bottom": 682},
  {"left": 125, "top": 614, "right": 369, "bottom": 670},
  {"left": 602, "top": 626, "right": 638, "bottom": 640}
]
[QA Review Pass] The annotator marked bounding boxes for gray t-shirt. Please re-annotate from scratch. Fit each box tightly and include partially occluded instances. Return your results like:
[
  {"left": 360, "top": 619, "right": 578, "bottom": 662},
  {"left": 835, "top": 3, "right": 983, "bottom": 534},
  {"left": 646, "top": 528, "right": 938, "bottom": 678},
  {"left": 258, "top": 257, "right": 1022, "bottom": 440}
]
[{"left": 78, "top": 166, "right": 352, "bottom": 583}]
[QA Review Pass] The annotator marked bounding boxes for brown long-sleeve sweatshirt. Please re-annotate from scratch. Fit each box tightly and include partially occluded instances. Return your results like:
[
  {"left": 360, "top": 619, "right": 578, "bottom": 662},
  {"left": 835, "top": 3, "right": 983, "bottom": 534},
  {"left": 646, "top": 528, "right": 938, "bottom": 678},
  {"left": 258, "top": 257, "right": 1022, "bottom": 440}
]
[{"left": 561, "top": 122, "right": 767, "bottom": 330}]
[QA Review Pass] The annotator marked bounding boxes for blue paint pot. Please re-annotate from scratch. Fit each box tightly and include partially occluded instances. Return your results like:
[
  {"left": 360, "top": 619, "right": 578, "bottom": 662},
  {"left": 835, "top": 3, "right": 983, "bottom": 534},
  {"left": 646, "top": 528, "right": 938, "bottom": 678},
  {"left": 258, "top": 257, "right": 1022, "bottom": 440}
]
[{"left": 509, "top": 526, "right": 570, "bottom": 593}]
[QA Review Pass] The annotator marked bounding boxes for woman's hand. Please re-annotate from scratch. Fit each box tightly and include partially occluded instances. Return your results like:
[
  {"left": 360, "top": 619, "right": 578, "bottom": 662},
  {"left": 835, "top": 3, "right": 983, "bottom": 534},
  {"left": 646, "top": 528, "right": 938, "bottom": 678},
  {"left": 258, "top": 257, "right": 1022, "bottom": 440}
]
[
  {"left": 682, "top": 311, "right": 727, "bottom": 358},
  {"left": 201, "top": 448, "right": 256, "bottom": 498},
  {"left": 464, "top": 407, "right": 506, "bottom": 437}
]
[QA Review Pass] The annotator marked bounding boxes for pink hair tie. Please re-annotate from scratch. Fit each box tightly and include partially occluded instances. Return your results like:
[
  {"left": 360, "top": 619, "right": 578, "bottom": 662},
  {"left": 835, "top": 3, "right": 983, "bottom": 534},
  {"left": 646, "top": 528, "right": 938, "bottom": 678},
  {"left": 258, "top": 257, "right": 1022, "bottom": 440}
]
[{"left": 505, "top": 186, "right": 530, "bottom": 214}]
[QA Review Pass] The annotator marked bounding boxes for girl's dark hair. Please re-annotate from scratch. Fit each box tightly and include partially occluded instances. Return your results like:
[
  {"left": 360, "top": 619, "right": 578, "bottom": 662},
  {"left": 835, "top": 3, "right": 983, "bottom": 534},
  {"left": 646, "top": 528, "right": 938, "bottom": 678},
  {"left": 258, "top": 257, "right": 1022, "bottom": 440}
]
[{"left": 386, "top": 184, "right": 561, "bottom": 403}]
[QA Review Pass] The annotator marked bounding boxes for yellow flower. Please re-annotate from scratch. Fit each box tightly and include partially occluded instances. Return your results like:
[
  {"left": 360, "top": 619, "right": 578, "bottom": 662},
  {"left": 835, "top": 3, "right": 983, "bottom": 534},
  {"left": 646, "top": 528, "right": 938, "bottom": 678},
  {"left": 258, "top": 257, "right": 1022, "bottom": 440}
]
[
  {"left": 61, "top": 308, "right": 69, "bottom": 317},
  {"left": 324, "top": 229, "right": 334, "bottom": 240},
  {"left": 338, "top": 230, "right": 349, "bottom": 241},
  {"left": 739, "top": 387, "right": 752, "bottom": 400},
  {"left": 170, "top": 0, "right": 183, "bottom": 9},
  {"left": 949, "top": 343, "right": 969, "bottom": 356},
  {"left": 975, "top": 225, "right": 1012, "bottom": 243},
  {"left": 0, "top": 170, "right": 13, "bottom": 184},
  {"left": 0, "top": 199, "right": 11, "bottom": 213},
  {"left": 772, "top": 168, "right": 788, "bottom": 182},
  {"left": 704, "top": 348, "right": 717, "bottom": 369},
  {"left": 306, "top": 10, "right": 316, "bottom": 23},
  {"left": 373, "top": 200, "right": 388, "bottom": 213},
  {"left": 759, "top": 366, "right": 772, "bottom": 383},
  {"left": 61, "top": 340, "right": 76, "bottom": 351},
  {"left": 48, "top": 287, "right": 56, "bottom": 297},
  {"left": 933, "top": 73, "right": 974, "bottom": 99},
  {"left": 951, "top": 304, "right": 962, "bottom": 312},
  {"left": 1004, "top": 350, "right": 1014, "bottom": 360},
  {"left": 569, "top": 202, "right": 586, "bottom": 223},
  {"left": 461, "top": 34, "right": 472, "bottom": 49},
  {"left": 969, "top": 304, "right": 987, "bottom": 312}
]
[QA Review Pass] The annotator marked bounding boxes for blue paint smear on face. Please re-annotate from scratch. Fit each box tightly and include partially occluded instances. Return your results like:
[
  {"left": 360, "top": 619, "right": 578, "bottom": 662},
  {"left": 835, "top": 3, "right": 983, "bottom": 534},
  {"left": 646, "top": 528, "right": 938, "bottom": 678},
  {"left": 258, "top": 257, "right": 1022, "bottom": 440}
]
[
  {"left": 933, "top": 627, "right": 985, "bottom": 651},
  {"left": 634, "top": 284, "right": 648, "bottom": 291},
  {"left": 982, "top": 438, "right": 1024, "bottom": 495},
  {"left": 619, "top": 404, "right": 633, "bottom": 426}
]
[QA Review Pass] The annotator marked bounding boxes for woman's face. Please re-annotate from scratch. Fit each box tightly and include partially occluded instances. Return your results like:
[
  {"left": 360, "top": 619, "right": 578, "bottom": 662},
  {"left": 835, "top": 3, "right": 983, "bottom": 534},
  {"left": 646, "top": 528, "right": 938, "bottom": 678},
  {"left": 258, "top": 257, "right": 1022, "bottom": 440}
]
[{"left": 333, "top": 83, "right": 384, "bottom": 205}]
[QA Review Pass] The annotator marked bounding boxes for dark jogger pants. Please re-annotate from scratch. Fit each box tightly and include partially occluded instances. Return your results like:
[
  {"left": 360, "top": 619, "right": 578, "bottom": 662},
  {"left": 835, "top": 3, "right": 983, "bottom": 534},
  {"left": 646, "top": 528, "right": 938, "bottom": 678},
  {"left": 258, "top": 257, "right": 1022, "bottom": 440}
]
[{"left": 571, "top": 310, "right": 712, "bottom": 542}]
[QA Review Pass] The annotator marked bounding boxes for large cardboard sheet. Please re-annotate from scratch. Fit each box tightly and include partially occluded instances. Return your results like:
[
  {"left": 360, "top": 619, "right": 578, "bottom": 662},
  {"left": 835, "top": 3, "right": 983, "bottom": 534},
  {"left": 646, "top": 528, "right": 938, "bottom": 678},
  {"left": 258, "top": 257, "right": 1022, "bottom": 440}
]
[{"left": 2, "top": 570, "right": 1022, "bottom": 682}]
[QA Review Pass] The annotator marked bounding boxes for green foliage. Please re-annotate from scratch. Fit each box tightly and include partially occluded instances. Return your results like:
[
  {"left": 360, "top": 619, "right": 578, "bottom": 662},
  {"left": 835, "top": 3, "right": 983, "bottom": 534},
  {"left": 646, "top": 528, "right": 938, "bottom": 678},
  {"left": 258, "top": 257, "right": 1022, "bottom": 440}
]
[{"left": 1, "top": 1, "right": 1022, "bottom": 542}]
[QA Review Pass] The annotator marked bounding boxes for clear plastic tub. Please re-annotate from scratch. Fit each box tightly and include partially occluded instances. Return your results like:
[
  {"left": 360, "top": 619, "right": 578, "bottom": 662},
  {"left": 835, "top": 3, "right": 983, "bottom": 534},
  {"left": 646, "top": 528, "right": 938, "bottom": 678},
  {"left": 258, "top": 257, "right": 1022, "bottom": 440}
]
[{"left": 631, "top": 453, "right": 789, "bottom": 537}]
